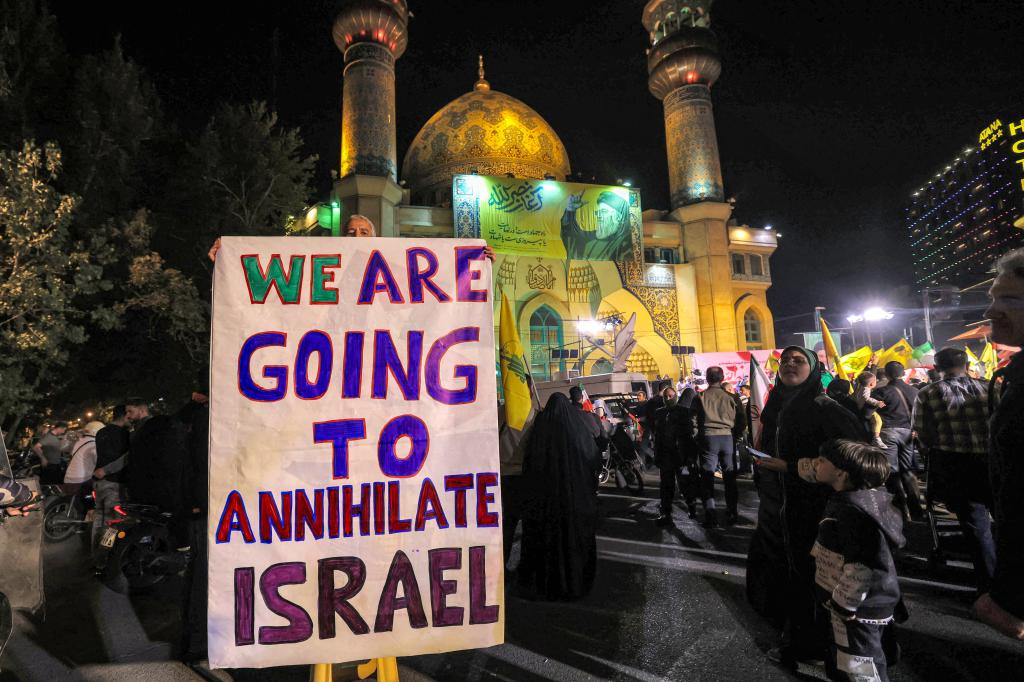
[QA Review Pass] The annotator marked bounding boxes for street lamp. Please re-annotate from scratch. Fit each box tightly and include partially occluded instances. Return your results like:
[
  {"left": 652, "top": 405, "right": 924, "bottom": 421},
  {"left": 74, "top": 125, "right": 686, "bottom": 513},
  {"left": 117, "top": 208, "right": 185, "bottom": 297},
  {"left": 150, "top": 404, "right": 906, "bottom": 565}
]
[
  {"left": 847, "top": 308, "right": 893, "bottom": 348},
  {"left": 863, "top": 307, "right": 894, "bottom": 322}
]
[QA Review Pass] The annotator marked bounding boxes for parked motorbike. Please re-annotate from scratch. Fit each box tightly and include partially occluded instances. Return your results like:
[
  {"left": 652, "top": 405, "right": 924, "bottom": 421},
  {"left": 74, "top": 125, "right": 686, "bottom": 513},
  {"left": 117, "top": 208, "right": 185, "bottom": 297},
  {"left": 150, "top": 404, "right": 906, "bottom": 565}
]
[
  {"left": 42, "top": 483, "right": 94, "bottom": 542},
  {"left": 100, "top": 504, "right": 189, "bottom": 593},
  {"left": 8, "top": 449, "right": 39, "bottom": 479},
  {"left": 600, "top": 424, "right": 646, "bottom": 496}
]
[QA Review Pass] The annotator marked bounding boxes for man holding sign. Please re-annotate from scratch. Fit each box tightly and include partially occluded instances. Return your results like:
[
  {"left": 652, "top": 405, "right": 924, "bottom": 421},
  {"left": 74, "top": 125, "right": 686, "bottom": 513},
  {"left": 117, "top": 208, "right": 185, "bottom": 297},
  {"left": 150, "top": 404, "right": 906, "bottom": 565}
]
[{"left": 207, "top": 233, "right": 503, "bottom": 668}]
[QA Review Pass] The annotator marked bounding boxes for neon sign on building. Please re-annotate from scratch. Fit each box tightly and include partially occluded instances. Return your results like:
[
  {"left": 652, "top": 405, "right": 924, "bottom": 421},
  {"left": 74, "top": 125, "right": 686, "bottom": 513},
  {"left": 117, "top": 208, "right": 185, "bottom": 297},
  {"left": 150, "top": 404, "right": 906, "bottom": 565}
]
[{"left": 980, "top": 116, "right": 1024, "bottom": 193}]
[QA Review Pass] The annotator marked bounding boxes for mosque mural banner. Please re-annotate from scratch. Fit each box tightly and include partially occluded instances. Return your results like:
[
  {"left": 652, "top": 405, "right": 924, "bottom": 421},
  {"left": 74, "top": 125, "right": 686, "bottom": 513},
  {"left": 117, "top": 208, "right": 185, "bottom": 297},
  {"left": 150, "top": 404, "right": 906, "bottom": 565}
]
[
  {"left": 208, "top": 236, "right": 503, "bottom": 668},
  {"left": 453, "top": 174, "right": 642, "bottom": 261}
]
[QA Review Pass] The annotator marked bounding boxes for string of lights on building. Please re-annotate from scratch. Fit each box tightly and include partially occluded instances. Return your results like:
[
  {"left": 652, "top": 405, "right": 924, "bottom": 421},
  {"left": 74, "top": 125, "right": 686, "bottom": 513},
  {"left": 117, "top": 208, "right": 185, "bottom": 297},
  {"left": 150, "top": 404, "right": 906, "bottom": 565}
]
[
  {"left": 906, "top": 115, "right": 1024, "bottom": 290},
  {"left": 914, "top": 207, "right": 1013, "bottom": 263},
  {"left": 910, "top": 180, "right": 1012, "bottom": 251}
]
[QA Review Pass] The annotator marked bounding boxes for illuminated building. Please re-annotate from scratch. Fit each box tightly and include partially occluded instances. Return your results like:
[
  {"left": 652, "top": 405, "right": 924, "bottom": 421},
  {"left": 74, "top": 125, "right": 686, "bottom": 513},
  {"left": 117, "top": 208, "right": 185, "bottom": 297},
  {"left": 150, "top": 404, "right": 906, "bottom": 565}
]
[
  {"left": 320, "top": 0, "right": 777, "bottom": 380},
  {"left": 907, "top": 115, "right": 1024, "bottom": 291}
]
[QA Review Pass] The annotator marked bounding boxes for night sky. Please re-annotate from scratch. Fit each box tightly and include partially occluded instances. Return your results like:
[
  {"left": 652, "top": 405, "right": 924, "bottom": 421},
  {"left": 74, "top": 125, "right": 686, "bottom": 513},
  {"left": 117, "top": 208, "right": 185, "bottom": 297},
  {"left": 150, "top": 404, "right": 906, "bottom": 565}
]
[{"left": 54, "top": 0, "right": 1024, "bottom": 336}]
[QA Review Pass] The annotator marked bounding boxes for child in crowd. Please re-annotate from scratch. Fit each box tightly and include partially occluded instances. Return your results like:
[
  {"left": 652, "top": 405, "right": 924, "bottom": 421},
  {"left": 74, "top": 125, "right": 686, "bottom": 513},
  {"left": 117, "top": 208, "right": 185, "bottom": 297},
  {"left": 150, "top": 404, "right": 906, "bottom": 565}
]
[
  {"left": 809, "top": 439, "right": 906, "bottom": 682},
  {"left": 854, "top": 372, "right": 887, "bottom": 449}
]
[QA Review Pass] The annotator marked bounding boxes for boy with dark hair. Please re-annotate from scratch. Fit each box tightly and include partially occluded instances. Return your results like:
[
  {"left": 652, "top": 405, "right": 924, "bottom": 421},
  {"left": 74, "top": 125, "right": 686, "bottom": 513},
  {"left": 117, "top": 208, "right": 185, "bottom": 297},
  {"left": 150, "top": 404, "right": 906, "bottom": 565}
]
[{"left": 810, "top": 439, "right": 905, "bottom": 682}]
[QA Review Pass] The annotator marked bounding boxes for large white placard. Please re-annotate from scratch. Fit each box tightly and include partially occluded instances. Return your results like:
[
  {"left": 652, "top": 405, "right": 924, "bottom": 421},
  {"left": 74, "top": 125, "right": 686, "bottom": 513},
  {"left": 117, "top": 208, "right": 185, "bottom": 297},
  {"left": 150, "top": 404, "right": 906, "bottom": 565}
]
[{"left": 208, "top": 236, "right": 502, "bottom": 668}]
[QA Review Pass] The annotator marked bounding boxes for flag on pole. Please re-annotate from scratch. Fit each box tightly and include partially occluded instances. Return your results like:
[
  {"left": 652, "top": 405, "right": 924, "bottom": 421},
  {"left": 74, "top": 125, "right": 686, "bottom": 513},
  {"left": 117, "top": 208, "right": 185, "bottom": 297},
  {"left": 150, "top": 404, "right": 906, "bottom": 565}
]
[
  {"left": 911, "top": 342, "right": 934, "bottom": 360},
  {"left": 980, "top": 342, "right": 999, "bottom": 380},
  {"left": 498, "top": 292, "right": 539, "bottom": 474},
  {"left": 820, "top": 318, "right": 849, "bottom": 381},
  {"left": 499, "top": 292, "right": 533, "bottom": 430},
  {"left": 839, "top": 346, "right": 874, "bottom": 376},
  {"left": 578, "top": 383, "right": 594, "bottom": 412},
  {"left": 748, "top": 354, "right": 771, "bottom": 448},
  {"left": 965, "top": 346, "right": 983, "bottom": 375},
  {"left": 877, "top": 338, "right": 914, "bottom": 368}
]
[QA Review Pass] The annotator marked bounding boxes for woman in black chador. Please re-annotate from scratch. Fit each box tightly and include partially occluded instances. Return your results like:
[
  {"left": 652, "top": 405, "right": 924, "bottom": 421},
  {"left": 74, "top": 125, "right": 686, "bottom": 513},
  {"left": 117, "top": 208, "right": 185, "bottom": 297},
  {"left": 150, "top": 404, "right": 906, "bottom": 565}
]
[
  {"left": 746, "top": 347, "right": 866, "bottom": 667},
  {"left": 517, "top": 392, "right": 602, "bottom": 600}
]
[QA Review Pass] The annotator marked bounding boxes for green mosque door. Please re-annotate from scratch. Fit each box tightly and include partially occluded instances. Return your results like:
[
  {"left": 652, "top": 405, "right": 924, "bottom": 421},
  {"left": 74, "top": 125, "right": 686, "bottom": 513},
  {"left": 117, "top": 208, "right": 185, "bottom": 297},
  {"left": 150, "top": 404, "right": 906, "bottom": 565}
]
[{"left": 529, "top": 305, "right": 564, "bottom": 381}]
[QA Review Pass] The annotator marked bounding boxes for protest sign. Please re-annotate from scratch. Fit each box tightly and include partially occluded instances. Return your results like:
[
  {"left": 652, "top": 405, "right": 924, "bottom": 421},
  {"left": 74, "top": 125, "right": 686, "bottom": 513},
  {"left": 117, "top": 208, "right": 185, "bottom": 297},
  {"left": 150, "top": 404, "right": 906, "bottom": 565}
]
[{"left": 208, "top": 236, "right": 502, "bottom": 668}]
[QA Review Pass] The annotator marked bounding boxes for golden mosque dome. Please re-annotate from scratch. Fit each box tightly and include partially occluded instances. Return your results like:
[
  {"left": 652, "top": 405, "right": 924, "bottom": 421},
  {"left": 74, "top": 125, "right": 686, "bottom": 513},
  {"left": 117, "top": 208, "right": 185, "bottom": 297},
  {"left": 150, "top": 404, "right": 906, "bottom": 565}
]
[{"left": 401, "top": 57, "right": 571, "bottom": 204}]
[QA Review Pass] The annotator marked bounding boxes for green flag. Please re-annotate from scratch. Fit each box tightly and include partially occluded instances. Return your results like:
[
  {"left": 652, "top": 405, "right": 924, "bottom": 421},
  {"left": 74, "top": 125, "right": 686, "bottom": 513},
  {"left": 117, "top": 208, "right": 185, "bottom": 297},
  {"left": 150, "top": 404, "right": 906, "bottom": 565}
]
[{"left": 911, "top": 342, "right": 934, "bottom": 360}]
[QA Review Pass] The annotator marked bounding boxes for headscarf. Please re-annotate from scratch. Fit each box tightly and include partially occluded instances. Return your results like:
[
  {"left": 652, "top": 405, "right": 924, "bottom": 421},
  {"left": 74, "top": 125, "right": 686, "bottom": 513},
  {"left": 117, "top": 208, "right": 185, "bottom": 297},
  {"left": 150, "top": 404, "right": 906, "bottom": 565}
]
[{"left": 758, "top": 346, "right": 824, "bottom": 454}]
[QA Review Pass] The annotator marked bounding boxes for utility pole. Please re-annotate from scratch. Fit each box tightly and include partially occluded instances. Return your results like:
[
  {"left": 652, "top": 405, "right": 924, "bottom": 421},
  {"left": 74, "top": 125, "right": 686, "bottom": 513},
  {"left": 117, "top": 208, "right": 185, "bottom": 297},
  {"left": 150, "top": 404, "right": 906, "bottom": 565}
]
[{"left": 922, "top": 287, "right": 934, "bottom": 347}]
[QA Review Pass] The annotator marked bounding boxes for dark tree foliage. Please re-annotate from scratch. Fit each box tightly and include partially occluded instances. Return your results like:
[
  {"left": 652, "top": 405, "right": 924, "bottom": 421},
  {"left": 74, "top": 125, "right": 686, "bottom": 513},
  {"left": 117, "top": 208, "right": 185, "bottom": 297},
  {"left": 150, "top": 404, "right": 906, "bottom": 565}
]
[{"left": 0, "top": 0, "right": 316, "bottom": 437}]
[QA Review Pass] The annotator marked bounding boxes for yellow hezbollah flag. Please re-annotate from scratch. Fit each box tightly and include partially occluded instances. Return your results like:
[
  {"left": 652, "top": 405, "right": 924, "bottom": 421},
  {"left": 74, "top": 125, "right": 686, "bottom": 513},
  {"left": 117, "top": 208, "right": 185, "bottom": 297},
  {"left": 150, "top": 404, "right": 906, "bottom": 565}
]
[
  {"left": 966, "top": 346, "right": 981, "bottom": 369},
  {"left": 840, "top": 346, "right": 874, "bottom": 376},
  {"left": 980, "top": 342, "right": 999, "bottom": 380},
  {"left": 499, "top": 292, "right": 532, "bottom": 430},
  {"left": 877, "top": 338, "right": 914, "bottom": 368},
  {"left": 820, "top": 319, "right": 849, "bottom": 381}
]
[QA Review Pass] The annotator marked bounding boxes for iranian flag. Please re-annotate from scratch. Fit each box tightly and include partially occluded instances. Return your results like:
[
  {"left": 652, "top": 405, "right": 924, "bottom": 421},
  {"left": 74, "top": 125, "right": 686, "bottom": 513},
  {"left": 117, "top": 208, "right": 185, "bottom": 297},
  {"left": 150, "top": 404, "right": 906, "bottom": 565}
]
[
  {"left": 748, "top": 354, "right": 772, "bottom": 448},
  {"left": 578, "top": 383, "right": 594, "bottom": 411}
]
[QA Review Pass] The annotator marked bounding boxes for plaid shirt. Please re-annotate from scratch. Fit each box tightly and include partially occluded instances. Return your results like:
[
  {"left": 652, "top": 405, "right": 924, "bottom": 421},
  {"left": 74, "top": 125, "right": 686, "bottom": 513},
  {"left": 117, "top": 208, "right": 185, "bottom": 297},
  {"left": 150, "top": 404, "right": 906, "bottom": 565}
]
[{"left": 912, "top": 375, "right": 989, "bottom": 455}]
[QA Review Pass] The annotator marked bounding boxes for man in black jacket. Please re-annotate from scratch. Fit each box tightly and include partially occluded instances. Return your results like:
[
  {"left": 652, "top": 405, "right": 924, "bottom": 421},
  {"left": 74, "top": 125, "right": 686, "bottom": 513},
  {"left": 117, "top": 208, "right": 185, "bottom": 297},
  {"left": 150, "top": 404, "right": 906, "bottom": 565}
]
[
  {"left": 974, "top": 249, "right": 1024, "bottom": 641},
  {"left": 177, "top": 392, "right": 210, "bottom": 663},
  {"left": 92, "top": 405, "right": 131, "bottom": 567},
  {"left": 872, "top": 362, "right": 923, "bottom": 520},
  {"left": 653, "top": 386, "right": 699, "bottom": 525},
  {"left": 125, "top": 397, "right": 190, "bottom": 548}
]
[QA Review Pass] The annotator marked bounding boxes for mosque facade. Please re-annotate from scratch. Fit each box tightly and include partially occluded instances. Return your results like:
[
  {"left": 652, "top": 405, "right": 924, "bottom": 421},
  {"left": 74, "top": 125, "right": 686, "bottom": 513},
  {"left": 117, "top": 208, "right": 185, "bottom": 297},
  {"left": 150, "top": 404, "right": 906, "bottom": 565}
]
[{"left": 322, "top": 0, "right": 777, "bottom": 381}]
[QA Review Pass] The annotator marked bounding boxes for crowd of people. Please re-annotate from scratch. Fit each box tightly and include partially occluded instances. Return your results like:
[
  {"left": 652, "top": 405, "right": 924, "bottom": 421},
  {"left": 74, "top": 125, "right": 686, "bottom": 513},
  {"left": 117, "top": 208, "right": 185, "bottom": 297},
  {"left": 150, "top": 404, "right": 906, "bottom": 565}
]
[
  {"left": 2, "top": 221, "right": 1023, "bottom": 680},
  {"left": 499, "top": 248, "right": 1024, "bottom": 681},
  {"left": 3, "top": 392, "right": 211, "bottom": 662}
]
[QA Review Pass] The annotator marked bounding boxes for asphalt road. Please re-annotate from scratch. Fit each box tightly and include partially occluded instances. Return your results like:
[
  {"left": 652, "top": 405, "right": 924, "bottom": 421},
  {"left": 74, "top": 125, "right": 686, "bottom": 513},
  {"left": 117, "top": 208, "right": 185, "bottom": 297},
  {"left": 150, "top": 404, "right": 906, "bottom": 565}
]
[{"left": 2, "top": 473, "right": 1022, "bottom": 681}]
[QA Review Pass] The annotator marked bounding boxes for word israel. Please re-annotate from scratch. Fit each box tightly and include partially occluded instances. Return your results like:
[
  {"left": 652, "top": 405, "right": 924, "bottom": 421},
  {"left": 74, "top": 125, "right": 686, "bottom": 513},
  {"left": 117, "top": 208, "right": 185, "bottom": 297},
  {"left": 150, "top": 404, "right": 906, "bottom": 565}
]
[{"left": 232, "top": 546, "right": 499, "bottom": 647}]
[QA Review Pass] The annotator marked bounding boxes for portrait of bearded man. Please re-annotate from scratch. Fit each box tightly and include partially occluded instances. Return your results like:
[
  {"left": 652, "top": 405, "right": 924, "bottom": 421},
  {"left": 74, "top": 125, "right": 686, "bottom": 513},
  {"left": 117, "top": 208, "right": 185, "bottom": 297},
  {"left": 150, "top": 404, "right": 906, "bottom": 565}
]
[{"left": 559, "top": 190, "right": 634, "bottom": 262}]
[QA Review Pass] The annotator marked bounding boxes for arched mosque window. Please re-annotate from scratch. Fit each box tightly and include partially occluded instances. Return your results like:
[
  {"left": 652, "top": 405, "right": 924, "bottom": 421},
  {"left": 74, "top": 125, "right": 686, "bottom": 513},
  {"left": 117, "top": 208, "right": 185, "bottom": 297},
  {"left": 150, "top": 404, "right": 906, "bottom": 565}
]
[
  {"left": 744, "top": 309, "right": 762, "bottom": 348},
  {"left": 529, "top": 305, "right": 564, "bottom": 380}
]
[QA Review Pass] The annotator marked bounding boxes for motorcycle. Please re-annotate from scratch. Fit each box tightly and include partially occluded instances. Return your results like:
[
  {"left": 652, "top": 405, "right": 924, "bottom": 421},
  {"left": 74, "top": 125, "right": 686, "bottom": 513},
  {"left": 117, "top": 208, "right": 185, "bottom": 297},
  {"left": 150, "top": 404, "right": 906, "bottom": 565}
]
[
  {"left": 42, "top": 483, "right": 94, "bottom": 542},
  {"left": 599, "top": 423, "right": 646, "bottom": 496},
  {"left": 8, "top": 449, "right": 39, "bottom": 479},
  {"left": 100, "top": 503, "right": 190, "bottom": 593}
]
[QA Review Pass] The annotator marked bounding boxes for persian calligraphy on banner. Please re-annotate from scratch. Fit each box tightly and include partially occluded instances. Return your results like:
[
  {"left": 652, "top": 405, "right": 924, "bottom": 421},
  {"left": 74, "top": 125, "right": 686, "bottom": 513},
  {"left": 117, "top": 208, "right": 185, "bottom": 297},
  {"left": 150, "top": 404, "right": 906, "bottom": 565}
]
[
  {"left": 453, "top": 174, "right": 643, "bottom": 261},
  {"left": 208, "top": 237, "right": 503, "bottom": 669}
]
